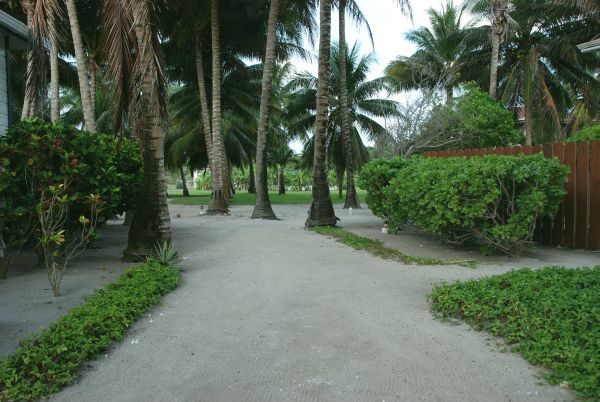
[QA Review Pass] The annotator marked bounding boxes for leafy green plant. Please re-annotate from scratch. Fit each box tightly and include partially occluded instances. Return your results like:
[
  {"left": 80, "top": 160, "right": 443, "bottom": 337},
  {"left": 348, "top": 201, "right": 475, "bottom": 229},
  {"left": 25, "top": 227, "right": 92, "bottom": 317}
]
[
  {"left": 383, "top": 154, "right": 568, "bottom": 255},
  {"left": 565, "top": 124, "right": 600, "bottom": 143},
  {"left": 0, "top": 260, "right": 179, "bottom": 401},
  {"left": 0, "top": 119, "right": 143, "bottom": 278},
  {"left": 431, "top": 266, "right": 600, "bottom": 398},
  {"left": 153, "top": 241, "right": 181, "bottom": 266},
  {"left": 356, "top": 157, "right": 408, "bottom": 222},
  {"left": 310, "top": 226, "right": 475, "bottom": 267}
]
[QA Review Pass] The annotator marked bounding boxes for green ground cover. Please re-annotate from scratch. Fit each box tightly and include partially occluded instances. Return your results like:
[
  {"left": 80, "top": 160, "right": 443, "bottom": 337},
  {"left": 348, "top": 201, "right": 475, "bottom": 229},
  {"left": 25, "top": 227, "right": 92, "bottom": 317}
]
[
  {"left": 0, "top": 261, "right": 180, "bottom": 401},
  {"left": 431, "top": 266, "right": 600, "bottom": 399}
]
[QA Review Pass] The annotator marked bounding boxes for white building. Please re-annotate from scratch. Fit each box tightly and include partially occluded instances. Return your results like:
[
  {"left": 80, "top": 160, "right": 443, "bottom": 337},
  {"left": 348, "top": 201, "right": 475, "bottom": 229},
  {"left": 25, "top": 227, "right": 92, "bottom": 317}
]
[{"left": 0, "top": 11, "right": 29, "bottom": 135}]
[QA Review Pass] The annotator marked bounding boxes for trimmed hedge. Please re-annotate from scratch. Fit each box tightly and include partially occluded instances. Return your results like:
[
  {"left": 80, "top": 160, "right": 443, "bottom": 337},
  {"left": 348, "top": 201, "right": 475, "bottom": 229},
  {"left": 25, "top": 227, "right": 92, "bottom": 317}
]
[
  {"left": 0, "top": 261, "right": 180, "bottom": 401},
  {"left": 362, "top": 155, "right": 568, "bottom": 255},
  {"left": 431, "top": 266, "right": 600, "bottom": 398},
  {"left": 356, "top": 157, "right": 409, "bottom": 222}
]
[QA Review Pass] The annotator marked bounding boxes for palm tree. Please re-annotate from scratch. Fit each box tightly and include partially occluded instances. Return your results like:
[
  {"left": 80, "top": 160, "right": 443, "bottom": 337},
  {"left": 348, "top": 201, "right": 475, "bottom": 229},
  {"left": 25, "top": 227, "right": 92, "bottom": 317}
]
[
  {"left": 252, "top": 0, "right": 281, "bottom": 220},
  {"left": 497, "top": 0, "right": 600, "bottom": 145},
  {"left": 65, "top": 0, "right": 96, "bottom": 132},
  {"left": 290, "top": 44, "right": 399, "bottom": 199},
  {"left": 121, "top": 0, "right": 171, "bottom": 259},
  {"left": 306, "top": 0, "right": 336, "bottom": 226},
  {"left": 386, "top": 1, "right": 477, "bottom": 103}
]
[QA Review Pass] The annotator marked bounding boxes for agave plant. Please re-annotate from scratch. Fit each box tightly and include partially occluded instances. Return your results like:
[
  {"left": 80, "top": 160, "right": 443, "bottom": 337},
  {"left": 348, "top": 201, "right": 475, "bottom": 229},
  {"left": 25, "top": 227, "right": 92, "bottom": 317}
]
[{"left": 153, "top": 241, "right": 181, "bottom": 266}]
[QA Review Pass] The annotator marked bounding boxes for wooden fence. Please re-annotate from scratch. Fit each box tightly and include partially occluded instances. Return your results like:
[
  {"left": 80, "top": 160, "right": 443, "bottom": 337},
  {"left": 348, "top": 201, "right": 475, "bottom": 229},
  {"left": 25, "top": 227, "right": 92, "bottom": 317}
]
[{"left": 423, "top": 141, "right": 600, "bottom": 250}]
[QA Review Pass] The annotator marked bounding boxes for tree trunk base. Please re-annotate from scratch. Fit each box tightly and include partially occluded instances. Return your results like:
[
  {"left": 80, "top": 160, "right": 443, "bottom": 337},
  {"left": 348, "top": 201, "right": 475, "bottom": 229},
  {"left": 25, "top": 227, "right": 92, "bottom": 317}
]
[
  {"left": 343, "top": 185, "right": 361, "bottom": 209},
  {"left": 206, "top": 189, "right": 229, "bottom": 215},
  {"left": 251, "top": 204, "right": 279, "bottom": 220},
  {"left": 122, "top": 247, "right": 153, "bottom": 262}
]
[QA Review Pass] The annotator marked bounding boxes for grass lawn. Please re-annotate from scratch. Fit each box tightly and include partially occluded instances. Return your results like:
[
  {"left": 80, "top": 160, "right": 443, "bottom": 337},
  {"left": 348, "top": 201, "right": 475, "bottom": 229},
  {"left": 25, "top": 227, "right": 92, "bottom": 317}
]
[
  {"left": 168, "top": 188, "right": 367, "bottom": 206},
  {"left": 431, "top": 266, "right": 600, "bottom": 399}
]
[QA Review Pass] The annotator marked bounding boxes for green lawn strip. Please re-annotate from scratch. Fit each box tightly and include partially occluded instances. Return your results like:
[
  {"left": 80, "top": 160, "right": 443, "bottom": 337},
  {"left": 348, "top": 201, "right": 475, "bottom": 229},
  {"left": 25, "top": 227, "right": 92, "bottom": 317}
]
[
  {"left": 310, "top": 226, "right": 475, "bottom": 267},
  {"left": 168, "top": 190, "right": 367, "bottom": 206},
  {"left": 0, "top": 260, "right": 180, "bottom": 401},
  {"left": 431, "top": 266, "right": 600, "bottom": 399}
]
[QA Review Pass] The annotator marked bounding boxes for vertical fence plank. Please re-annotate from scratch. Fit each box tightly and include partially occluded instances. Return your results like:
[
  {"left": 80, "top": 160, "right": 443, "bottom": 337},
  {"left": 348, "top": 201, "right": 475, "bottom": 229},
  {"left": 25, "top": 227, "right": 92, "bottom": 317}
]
[
  {"left": 589, "top": 141, "right": 600, "bottom": 249},
  {"left": 552, "top": 143, "right": 565, "bottom": 245},
  {"left": 532, "top": 144, "right": 543, "bottom": 155},
  {"left": 575, "top": 142, "right": 590, "bottom": 248},
  {"left": 523, "top": 145, "right": 532, "bottom": 155},
  {"left": 563, "top": 142, "right": 577, "bottom": 248}
]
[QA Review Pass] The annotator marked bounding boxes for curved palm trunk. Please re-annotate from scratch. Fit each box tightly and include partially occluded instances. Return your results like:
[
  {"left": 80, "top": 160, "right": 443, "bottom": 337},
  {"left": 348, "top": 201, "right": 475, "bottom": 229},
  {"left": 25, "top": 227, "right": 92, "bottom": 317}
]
[
  {"left": 206, "top": 0, "right": 228, "bottom": 214},
  {"left": 124, "top": 0, "right": 171, "bottom": 260},
  {"left": 179, "top": 166, "right": 190, "bottom": 197},
  {"left": 306, "top": 0, "right": 337, "bottom": 227},
  {"left": 248, "top": 159, "right": 256, "bottom": 193},
  {"left": 252, "top": 0, "right": 280, "bottom": 220},
  {"left": 194, "top": 37, "right": 214, "bottom": 172},
  {"left": 339, "top": 0, "right": 360, "bottom": 209},
  {"left": 50, "top": 34, "right": 60, "bottom": 122},
  {"left": 20, "top": 0, "right": 34, "bottom": 120},
  {"left": 65, "top": 0, "right": 96, "bottom": 132},
  {"left": 489, "top": 0, "right": 508, "bottom": 99}
]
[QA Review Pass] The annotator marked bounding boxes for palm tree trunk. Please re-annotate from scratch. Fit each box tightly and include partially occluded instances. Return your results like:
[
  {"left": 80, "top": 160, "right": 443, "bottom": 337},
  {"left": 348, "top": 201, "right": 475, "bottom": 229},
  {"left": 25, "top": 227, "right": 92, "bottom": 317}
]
[
  {"left": 206, "top": 0, "right": 228, "bottom": 214},
  {"left": 339, "top": 0, "right": 360, "bottom": 209},
  {"left": 306, "top": 0, "right": 337, "bottom": 227},
  {"left": 65, "top": 0, "right": 96, "bottom": 133},
  {"left": 194, "top": 36, "right": 214, "bottom": 171},
  {"left": 278, "top": 166, "right": 286, "bottom": 195},
  {"left": 525, "top": 106, "right": 533, "bottom": 146},
  {"left": 179, "top": 166, "right": 190, "bottom": 197},
  {"left": 50, "top": 35, "right": 60, "bottom": 122},
  {"left": 89, "top": 58, "right": 97, "bottom": 118},
  {"left": 252, "top": 0, "right": 280, "bottom": 220},
  {"left": 248, "top": 159, "right": 256, "bottom": 193},
  {"left": 489, "top": 0, "right": 508, "bottom": 99},
  {"left": 124, "top": 0, "right": 171, "bottom": 260},
  {"left": 20, "top": 0, "right": 34, "bottom": 120},
  {"left": 337, "top": 169, "right": 343, "bottom": 198}
]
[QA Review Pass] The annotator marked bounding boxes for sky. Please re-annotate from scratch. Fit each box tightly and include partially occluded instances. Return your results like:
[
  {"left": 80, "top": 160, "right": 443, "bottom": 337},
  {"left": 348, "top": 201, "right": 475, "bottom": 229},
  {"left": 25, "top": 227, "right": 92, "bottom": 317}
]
[{"left": 288, "top": 0, "right": 451, "bottom": 152}]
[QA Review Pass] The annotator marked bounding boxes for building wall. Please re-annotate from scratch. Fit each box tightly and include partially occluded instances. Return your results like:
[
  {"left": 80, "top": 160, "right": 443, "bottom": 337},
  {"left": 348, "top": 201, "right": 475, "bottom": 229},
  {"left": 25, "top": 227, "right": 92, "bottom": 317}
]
[{"left": 0, "top": 33, "right": 8, "bottom": 135}]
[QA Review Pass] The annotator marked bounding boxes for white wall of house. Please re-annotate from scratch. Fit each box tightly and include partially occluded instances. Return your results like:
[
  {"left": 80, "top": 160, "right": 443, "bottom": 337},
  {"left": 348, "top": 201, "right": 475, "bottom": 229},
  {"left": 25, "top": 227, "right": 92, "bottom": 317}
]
[{"left": 0, "top": 33, "right": 8, "bottom": 135}]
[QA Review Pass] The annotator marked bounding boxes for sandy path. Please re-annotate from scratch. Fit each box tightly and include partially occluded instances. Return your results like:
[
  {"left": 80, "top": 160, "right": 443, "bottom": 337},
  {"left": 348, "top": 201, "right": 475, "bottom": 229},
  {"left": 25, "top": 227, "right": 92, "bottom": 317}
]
[{"left": 53, "top": 204, "right": 576, "bottom": 401}]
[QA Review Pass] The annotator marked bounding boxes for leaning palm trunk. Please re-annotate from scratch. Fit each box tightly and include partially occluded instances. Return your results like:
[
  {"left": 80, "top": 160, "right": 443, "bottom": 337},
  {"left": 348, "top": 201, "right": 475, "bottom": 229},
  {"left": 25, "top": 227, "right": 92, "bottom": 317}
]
[
  {"left": 194, "top": 37, "right": 214, "bottom": 172},
  {"left": 248, "top": 159, "right": 256, "bottom": 193},
  {"left": 65, "top": 0, "right": 96, "bottom": 132},
  {"left": 20, "top": 0, "right": 34, "bottom": 120},
  {"left": 252, "top": 0, "right": 280, "bottom": 220},
  {"left": 489, "top": 0, "right": 508, "bottom": 99},
  {"left": 123, "top": 0, "right": 171, "bottom": 259},
  {"left": 206, "top": 0, "right": 229, "bottom": 214},
  {"left": 179, "top": 166, "right": 190, "bottom": 197},
  {"left": 339, "top": 0, "right": 360, "bottom": 209},
  {"left": 50, "top": 35, "right": 60, "bottom": 122},
  {"left": 306, "top": 0, "right": 337, "bottom": 226}
]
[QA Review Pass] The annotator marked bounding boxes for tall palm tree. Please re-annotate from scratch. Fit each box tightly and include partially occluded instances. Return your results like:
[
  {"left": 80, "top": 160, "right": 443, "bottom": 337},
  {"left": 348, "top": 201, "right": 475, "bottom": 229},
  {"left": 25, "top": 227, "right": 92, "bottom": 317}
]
[
  {"left": 386, "top": 1, "right": 477, "bottom": 103},
  {"left": 306, "top": 0, "right": 336, "bottom": 226},
  {"left": 122, "top": 0, "right": 171, "bottom": 259},
  {"left": 65, "top": 0, "right": 96, "bottom": 132},
  {"left": 252, "top": 0, "right": 281, "bottom": 220},
  {"left": 498, "top": 0, "right": 600, "bottom": 145},
  {"left": 207, "top": 0, "right": 229, "bottom": 214}
]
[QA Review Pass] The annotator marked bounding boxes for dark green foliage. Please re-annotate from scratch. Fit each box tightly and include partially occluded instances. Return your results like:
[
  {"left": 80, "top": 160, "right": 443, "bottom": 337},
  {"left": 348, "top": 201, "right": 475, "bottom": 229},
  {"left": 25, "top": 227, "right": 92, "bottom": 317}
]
[
  {"left": 565, "top": 124, "right": 600, "bottom": 143},
  {"left": 356, "top": 157, "right": 408, "bottom": 221},
  {"left": 362, "top": 155, "right": 567, "bottom": 255},
  {"left": 431, "top": 266, "right": 600, "bottom": 398},
  {"left": 422, "top": 83, "right": 522, "bottom": 150},
  {"left": 310, "top": 226, "right": 475, "bottom": 267},
  {"left": 0, "top": 120, "right": 143, "bottom": 258},
  {"left": 0, "top": 261, "right": 180, "bottom": 401}
]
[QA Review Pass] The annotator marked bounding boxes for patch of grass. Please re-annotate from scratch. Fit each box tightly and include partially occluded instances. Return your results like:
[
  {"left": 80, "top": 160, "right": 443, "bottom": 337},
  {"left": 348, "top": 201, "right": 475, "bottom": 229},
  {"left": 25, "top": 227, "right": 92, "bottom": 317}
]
[
  {"left": 431, "top": 266, "right": 600, "bottom": 399},
  {"left": 310, "top": 226, "right": 475, "bottom": 267},
  {"left": 0, "top": 260, "right": 180, "bottom": 401},
  {"left": 168, "top": 189, "right": 367, "bottom": 206}
]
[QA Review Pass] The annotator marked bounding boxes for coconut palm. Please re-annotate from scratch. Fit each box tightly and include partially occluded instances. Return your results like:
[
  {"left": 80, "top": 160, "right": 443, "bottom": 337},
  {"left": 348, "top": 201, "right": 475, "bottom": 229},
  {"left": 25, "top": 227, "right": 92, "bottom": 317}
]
[
  {"left": 290, "top": 43, "right": 399, "bottom": 201},
  {"left": 497, "top": 0, "right": 600, "bottom": 144},
  {"left": 385, "top": 1, "right": 478, "bottom": 103}
]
